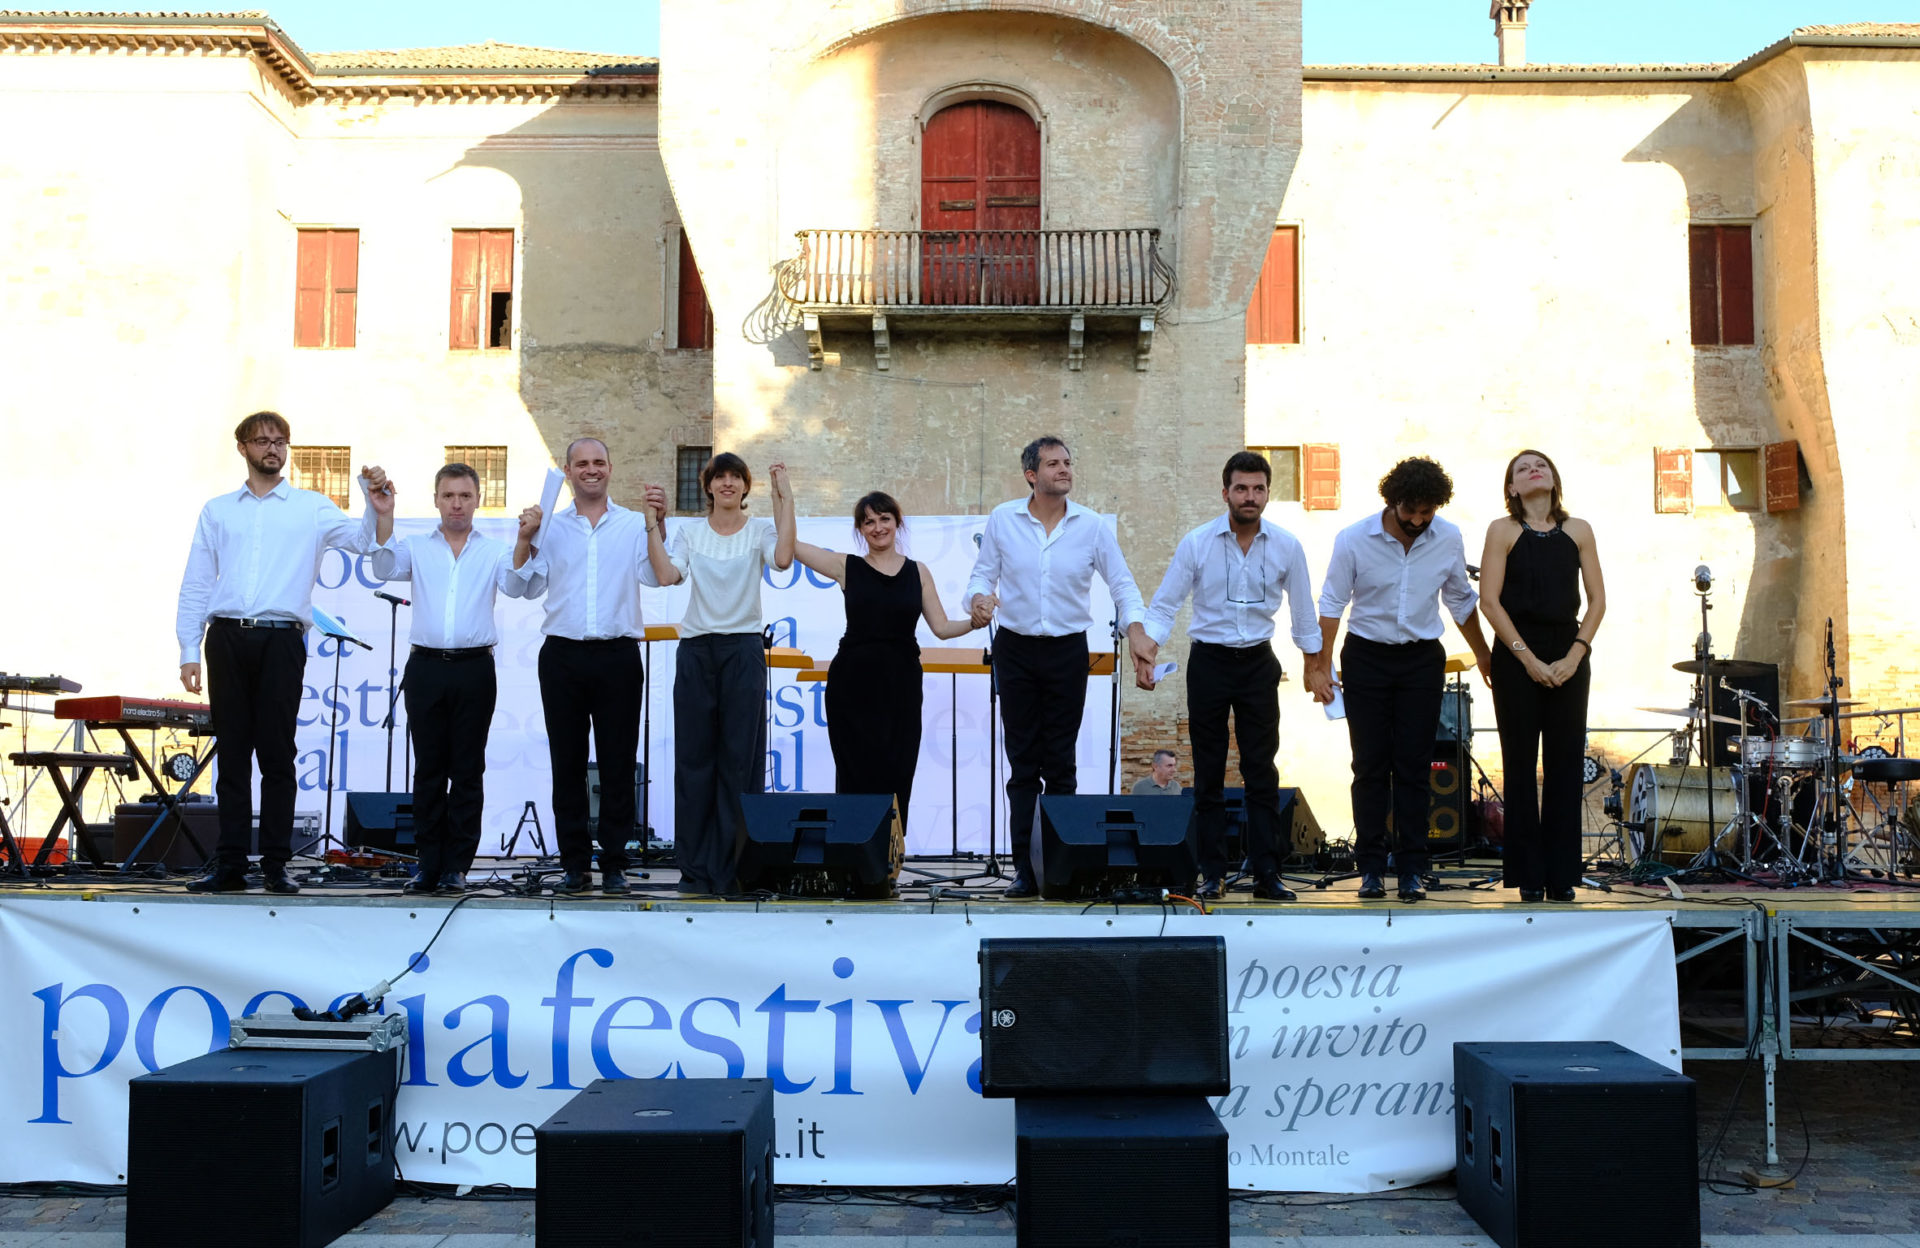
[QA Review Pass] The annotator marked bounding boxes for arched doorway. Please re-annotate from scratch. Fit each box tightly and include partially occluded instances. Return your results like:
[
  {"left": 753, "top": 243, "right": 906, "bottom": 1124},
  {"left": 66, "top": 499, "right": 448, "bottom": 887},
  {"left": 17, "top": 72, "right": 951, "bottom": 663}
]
[{"left": 921, "top": 99, "right": 1041, "bottom": 304}]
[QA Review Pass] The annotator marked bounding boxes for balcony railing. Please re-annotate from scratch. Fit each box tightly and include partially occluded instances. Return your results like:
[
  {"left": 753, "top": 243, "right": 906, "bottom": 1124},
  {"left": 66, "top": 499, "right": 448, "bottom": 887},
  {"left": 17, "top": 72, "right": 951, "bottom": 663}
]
[{"left": 781, "top": 228, "right": 1173, "bottom": 310}]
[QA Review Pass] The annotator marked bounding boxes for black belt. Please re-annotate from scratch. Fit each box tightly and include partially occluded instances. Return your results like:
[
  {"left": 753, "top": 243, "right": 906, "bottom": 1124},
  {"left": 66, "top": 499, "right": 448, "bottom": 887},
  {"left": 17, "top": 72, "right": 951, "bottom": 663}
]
[
  {"left": 412, "top": 645, "right": 493, "bottom": 661},
  {"left": 211, "top": 616, "right": 302, "bottom": 631},
  {"left": 1191, "top": 638, "right": 1274, "bottom": 652}
]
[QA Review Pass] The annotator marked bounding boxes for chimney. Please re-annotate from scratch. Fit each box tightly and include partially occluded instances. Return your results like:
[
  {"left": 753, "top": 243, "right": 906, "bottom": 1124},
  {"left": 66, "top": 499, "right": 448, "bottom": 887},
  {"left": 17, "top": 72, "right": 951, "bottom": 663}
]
[{"left": 1491, "top": 0, "right": 1530, "bottom": 67}]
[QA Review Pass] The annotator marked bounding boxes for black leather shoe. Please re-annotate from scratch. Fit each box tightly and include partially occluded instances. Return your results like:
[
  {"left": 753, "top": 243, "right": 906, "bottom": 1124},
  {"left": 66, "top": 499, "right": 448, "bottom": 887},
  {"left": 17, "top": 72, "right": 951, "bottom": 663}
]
[
  {"left": 1196, "top": 877, "right": 1224, "bottom": 901},
  {"left": 1547, "top": 886, "right": 1578, "bottom": 903},
  {"left": 1519, "top": 887, "right": 1545, "bottom": 903},
  {"left": 437, "top": 873, "right": 468, "bottom": 894},
  {"left": 260, "top": 868, "right": 300, "bottom": 895},
  {"left": 558, "top": 871, "right": 592, "bottom": 894},
  {"left": 403, "top": 875, "right": 437, "bottom": 895},
  {"left": 1396, "top": 873, "right": 1427, "bottom": 902},
  {"left": 1003, "top": 874, "right": 1038, "bottom": 899},
  {"left": 185, "top": 868, "right": 249, "bottom": 894},
  {"left": 1252, "top": 874, "right": 1297, "bottom": 902},
  {"left": 600, "top": 869, "right": 629, "bottom": 895},
  {"left": 1357, "top": 873, "right": 1387, "bottom": 900}
]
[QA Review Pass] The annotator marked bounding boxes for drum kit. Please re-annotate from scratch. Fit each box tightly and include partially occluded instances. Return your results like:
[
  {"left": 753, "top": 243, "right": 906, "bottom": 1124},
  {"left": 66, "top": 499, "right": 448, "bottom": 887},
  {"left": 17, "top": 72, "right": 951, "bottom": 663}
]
[{"left": 1619, "top": 614, "right": 1920, "bottom": 884}]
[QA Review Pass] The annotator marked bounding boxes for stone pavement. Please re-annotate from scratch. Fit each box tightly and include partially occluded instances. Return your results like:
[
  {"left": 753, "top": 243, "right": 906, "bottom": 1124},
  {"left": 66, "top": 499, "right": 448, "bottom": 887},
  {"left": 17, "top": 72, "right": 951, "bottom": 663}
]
[{"left": 3, "top": 1061, "right": 1915, "bottom": 1245}]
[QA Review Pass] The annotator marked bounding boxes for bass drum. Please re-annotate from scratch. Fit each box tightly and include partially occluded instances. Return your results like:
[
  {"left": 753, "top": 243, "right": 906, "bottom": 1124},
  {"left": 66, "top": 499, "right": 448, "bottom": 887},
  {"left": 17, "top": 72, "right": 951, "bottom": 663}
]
[{"left": 1625, "top": 763, "right": 1737, "bottom": 865}]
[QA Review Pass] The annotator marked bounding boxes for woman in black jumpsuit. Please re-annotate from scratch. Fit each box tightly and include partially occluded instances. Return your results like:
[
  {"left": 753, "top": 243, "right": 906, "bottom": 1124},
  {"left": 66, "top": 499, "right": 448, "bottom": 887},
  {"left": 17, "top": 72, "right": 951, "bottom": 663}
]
[{"left": 1477, "top": 450, "right": 1606, "bottom": 902}]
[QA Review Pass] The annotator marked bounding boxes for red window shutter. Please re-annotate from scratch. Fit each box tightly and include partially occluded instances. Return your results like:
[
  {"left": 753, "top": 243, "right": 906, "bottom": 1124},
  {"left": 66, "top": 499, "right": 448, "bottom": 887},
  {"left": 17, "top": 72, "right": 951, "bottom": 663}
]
[
  {"left": 1246, "top": 226, "right": 1300, "bottom": 346},
  {"left": 1301, "top": 443, "right": 1341, "bottom": 511},
  {"left": 1718, "top": 226, "right": 1754, "bottom": 345},
  {"left": 450, "top": 230, "right": 481, "bottom": 349},
  {"left": 329, "top": 230, "right": 358, "bottom": 349},
  {"left": 295, "top": 231, "right": 327, "bottom": 348},
  {"left": 1764, "top": 440, "right": 1801, "bottom": 512},
  {"left": 1688, "top": 226, "right": 1720, "bottom": 346},
  {"left": 677, "top": 230, "right": 714, "bottom": 349},
  {"left": 482, "top": 230, "right": 514, "bottom": 293},
  {"left": 1655, "top": 448, "right": 1693, "bottom": 514}
]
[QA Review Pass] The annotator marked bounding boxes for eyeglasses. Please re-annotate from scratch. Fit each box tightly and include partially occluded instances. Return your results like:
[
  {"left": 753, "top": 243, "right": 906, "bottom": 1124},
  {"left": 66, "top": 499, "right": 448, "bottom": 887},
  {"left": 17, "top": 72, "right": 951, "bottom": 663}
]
[{"left": 245, "top": 438, "right": 290, "bottom": 450}]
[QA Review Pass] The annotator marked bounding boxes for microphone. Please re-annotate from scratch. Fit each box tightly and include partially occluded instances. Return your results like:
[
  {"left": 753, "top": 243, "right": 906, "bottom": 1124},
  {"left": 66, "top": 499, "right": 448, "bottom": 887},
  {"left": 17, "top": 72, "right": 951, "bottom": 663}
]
[
  {"left": 972, "top": 532, "right": 982, "bottom": 548},
  {"left": 1693, "top": 565, "right": 1713, "bottom": 593},
  {"left": 374, "top": 591, "right": 410, "bottom": 607}
]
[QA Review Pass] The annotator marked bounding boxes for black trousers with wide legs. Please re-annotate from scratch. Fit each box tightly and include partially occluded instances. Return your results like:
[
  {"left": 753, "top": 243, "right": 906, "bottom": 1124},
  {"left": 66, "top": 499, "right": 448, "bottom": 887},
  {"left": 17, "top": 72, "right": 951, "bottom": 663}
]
[
  {"left": 1341, "top": 635, "right": 1445, "bottom": 878},
  {"left": 673, "top": 633, "right": 767, "bottom": 895},
  {"left": 995, "top": 630, "right": 1089, "bottom": 883}
]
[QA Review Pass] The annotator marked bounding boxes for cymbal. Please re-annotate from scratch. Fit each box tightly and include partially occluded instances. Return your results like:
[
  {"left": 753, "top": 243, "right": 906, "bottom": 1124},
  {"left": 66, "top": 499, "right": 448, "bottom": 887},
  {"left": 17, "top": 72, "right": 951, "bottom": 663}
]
[
  {"left": 1671, "top": 659, "right": 1777, "bottom": 680},
  {"left": 1637, "top": 707, "right": 1699, "bottom": 719},
  {"left": 1784, "top": 697, "right": 1864, "bottom": 708}
]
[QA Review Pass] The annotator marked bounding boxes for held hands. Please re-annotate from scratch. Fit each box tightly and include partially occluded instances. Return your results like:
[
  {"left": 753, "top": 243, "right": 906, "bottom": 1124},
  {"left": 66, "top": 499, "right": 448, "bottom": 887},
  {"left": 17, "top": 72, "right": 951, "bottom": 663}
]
[
  {"left": 968, "top": 594, "right": 998, "bottom": 629},
  {"left": 1521, "top": 651, "right": 1559, "bottom": 688},
  {"left": 768, "top": 462, "right": 790, "bottom": 501},
  {"left": 1304, "top": 656, "right": 1337, "bottom": 705},
  {"left": 179, "top": 663, "right": 201, "bottom": 695},
  {"left": 360, "top": 465, "right": 394, "bottom": 513},
  {"left": 1129, "top": 632, "right": 1160, "bottom": 691},
  {"left": 642, "top": 484, "right": 670, "bottom": 526},
  {"left": 516, "top": 504, "right": 543, "bottom": 546}
]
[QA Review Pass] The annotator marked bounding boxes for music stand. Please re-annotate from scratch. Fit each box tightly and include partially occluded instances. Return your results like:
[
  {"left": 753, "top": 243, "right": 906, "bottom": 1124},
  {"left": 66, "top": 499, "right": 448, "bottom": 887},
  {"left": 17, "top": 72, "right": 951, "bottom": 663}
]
[{"left": 313, "top": 608, "right": 372, "bottom": 855}]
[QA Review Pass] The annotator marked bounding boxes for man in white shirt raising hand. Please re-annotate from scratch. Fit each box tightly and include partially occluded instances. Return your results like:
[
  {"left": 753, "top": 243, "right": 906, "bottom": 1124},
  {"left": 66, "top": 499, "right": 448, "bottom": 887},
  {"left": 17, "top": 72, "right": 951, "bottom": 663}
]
[
  {"left": 965, "top": 435, "right": 1150, "bottom": 898},
  {"left": 174, "top": 411, "right": 379, "bottom": 894},
  {"left": 1309, "top": 456, "right": 1493, "bottom": 903}
]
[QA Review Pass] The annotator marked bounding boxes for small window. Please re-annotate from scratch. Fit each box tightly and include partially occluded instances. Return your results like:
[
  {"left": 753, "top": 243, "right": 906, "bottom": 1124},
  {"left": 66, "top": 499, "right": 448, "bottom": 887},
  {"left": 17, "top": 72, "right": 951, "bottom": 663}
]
[
  {"left": 295, "top": 229, "right": 357, "bottom": 349},
  {"left": 676, "top": 445, "right": 712, "bottom": 513},
  {"left": 444, "top": 446, "right": 508, "bottom": 509},
  {"left": 1246, "top": 446, "right": 1302, "bottom": 503},
  {"left": 1245, "top": 225, "right": 1300, "bottom": 346},
  {"left": 1689, "top": 224, "right": 1754, "bottom": 346},
  {"left": 675, "top": 230, "right": 714, "bottom": 350},
  {"left": 451, "top": 229, "right": 514, "bottom": 350},
  {"left": 291, "top": 446, "right": 353, "bottom": 509},
  {"left": 1695, "top": 447, "right": 1761, "bottom": 512}
]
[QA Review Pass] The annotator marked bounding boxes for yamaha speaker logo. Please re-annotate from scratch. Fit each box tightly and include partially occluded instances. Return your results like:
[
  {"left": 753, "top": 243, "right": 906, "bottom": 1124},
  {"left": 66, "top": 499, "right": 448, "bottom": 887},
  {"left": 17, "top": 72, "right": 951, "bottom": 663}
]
[{"left": 991, "top": 1008, "right": 1018, "bottom": 1028}]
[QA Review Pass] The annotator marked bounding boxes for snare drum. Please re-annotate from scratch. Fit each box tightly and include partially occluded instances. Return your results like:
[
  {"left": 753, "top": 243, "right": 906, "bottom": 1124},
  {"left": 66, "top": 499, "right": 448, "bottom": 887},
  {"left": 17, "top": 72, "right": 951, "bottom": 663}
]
[{"left": 1738, "top": 735, "right": 1826, "bottom": 769}]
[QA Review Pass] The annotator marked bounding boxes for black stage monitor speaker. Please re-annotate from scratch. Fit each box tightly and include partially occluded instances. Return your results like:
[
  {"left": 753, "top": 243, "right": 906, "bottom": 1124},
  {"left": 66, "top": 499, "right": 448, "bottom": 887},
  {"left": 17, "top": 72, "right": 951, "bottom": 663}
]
[
  {"left": 1178, "top": 787, "right": 1327, "bottom": 862},
  {"left": 1016, "top": 1095, "right": 1228, "bottom": 1248},
  {"left": 1454, "top": 1041, "right": 1698, "bottom": 1248},
  {"left": 343, "top": 791, "right": 414, "bottom": 851},
  {"left": 1032, "top": 793, "right": 1198, "bottom": 900},
  {"left": 113, "top": 802, "right": 219, "bottom": 870},
  {"left": 127, "top": 1046, "right": 397, "bottom": 1248},
  {"left": 737, "top": 793, "right": 901, "bottom": 898},
  {"left": 979, "top": 935, "right": 1229, "bottom": 1098},
  {"left": 536, "top": 1077, "right": 774, "bottom": 1248}
]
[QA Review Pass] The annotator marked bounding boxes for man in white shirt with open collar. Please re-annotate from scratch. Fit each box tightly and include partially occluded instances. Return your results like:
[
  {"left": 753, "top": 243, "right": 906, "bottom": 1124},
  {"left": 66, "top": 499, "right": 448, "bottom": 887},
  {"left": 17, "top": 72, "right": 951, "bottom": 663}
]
[
  {"left": 369, "top": 461, "right": 527, "bottom": 895},
  {"left": 508, "top": 436, "right": 659, "bottom": 896},
  {"left": 965, "top": 435, "right": 1151, "bottom": 898},
  {"left": 174, "top": 410, "right": 380, "bottom": 895},
  {"left": 1133, "top": 450, "right": 1322, "bottom": 903},
  {"left": 1307, "top": 456, "right": 1493, "bottom": 903}
]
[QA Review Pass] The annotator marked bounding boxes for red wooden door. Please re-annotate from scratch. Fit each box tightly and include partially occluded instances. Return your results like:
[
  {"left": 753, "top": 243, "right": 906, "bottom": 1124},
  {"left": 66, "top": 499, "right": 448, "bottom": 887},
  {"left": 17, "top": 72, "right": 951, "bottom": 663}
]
[{"left": 921, "top": 101, "right": 1041, "bottom": 305}]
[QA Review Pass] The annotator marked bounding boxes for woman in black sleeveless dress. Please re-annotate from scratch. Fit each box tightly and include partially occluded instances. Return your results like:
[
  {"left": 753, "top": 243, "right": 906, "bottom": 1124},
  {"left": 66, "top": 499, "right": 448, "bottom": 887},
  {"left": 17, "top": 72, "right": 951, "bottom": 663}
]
[
  {"left": 1478, "top": 450, "right": 1606, "bottom": 902},
  {"left": 785, "top": 487, "right": 978, "bottom": 833}
]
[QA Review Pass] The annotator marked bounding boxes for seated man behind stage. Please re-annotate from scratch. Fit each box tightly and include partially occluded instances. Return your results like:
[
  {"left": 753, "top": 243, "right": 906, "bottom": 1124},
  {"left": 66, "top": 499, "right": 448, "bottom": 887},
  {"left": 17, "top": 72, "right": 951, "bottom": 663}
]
[
  {"left": 368, "top": 463, "right": 527, "bottom": 894},
  {"left": 1131, "top": 750, "right": 1181, "bottom": 796},
  {"left": 175, "top": 411, "right": 379, "bottom": 894}
]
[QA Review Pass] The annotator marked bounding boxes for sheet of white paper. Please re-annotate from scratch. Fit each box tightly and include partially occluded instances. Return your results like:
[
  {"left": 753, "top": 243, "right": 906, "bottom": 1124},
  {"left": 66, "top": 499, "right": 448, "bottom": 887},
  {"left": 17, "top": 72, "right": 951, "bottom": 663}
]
[
  {"left": 533, "top": 468, "right": 565, "bottom": 552},
  {"left": 1151, "top": 661, "right": 1179, "bottom": 682},
  {"left": 1324, "top": 673, "right": 1347, "bottom": 720}
]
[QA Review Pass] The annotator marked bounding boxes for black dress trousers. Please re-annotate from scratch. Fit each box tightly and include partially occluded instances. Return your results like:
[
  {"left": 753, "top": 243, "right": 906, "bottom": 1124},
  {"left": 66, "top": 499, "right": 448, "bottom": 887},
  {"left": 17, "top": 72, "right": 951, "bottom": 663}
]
[
  {"left": 405, "top": 648, "right": 498, "bottom": 882},
  {"left": 994, "top": 630, "right": 1089, "bottom": 878},
  {"left": 538, "top": 637, "right": 642, "bottom": 876},
  {"left": 1341, "top": 634, "right": 1445, "bottom": 877},
  {"left": 204, "top": 618, "right": 307, "bottom": 870},
  {"left": 1187, "top": 639, "right": 1289, "bottom": 878}
]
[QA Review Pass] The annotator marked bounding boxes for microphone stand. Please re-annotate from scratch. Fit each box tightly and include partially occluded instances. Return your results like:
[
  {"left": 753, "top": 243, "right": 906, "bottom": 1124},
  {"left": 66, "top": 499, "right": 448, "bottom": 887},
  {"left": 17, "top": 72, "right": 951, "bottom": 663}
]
[
  {"left": 1108, "top": 618, "right": 1124, "bottom": 795},
  {"left": 379, "top": 594, "right": 406, "bottom": 791},
  {"left": 984, "top": 620, "right": 1003, "bottom": 880}
]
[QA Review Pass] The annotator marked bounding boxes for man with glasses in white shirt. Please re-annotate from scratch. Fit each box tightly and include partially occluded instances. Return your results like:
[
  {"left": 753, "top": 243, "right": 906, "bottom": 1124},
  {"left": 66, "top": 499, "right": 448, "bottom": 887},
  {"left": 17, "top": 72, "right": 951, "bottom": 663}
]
[
  {"left": 966, "top": 435, "right": 1150, "bottom": 898},
  {"left": 1133, "top": 451, "right": 1321, "bottom": 902},
  {"left": 368, "top": 462, "right": 528, "bottom": 895},
  {"left": 1307, "top": 456, "right": 1492, "bottom": 903},
  {"left": 175, "top": 411, "right": 379, "bottom": 894},
  {"left": 508, "top": 437, "right": 659, "bottom": 896}
]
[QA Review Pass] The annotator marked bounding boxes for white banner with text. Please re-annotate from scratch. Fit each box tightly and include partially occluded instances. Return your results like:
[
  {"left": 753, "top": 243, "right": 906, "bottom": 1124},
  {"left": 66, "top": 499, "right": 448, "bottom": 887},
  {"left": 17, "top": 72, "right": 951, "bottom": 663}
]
[{"left": 0, "top": 898, "right": 1679, "bottom": 1192}]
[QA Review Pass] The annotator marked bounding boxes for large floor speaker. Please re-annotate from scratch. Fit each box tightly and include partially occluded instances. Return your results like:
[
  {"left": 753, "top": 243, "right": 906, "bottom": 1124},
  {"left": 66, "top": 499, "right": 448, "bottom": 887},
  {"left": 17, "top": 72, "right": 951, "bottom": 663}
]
[
  {"left": 1177, "top": 787, "right": 1327, "bottom": 863},
  {"left": 979, "top": 936, "right": 1228, "bottom": 1097},
  {"left": 1016, "top": 1096, "right": 1228, "bottom": 1248},
  {"left": 127, "top": 1046, "right": 397, "bottom": 1248},
  {"left": 536, "top": 1077, "right": 774, "bottom": 1248},
  {"left": 1454, "top": 1041, "right": 1698, "bottom": 1248},
  {"left": 343, "top": 792, "right": 414, "bottom": 851},
  {"left": 113, "top": 802, "right": 219, "bottom": 870},
  {"left": 1033, "top": 793, "right": 1198, "bottom": 900},
  {"left": 736, "top": 793, "right": 901, "bottom": 898},
  {"left": 1427, "top": 741, "right": 1469, "bottom": 849}
]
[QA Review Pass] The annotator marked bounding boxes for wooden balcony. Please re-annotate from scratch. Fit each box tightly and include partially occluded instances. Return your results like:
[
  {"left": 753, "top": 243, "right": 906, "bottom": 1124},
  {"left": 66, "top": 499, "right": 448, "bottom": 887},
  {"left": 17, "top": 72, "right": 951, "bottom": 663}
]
[{"left": 779, "top": 228, "right": 1172, "bottom": 371}]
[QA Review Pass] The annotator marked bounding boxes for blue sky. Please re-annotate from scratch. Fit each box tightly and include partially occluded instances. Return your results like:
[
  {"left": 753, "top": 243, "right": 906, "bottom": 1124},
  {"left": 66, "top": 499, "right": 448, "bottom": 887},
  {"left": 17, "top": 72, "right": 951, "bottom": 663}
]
[{"left": 263, "top": 0, "right": 1915, "bottom": 64}]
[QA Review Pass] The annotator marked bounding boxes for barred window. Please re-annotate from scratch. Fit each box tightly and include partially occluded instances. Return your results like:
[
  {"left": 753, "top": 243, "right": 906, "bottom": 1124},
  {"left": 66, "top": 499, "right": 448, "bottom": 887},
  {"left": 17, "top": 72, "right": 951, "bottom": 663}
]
[
  {"left": 444, "top": 445, "right": 508, "bottom": 509},
  {"left": 290, "top": 446, "right": 352, "bottom": 508},
  {"left": 676, "top": 445, "right": 712, "bottom": 513}
]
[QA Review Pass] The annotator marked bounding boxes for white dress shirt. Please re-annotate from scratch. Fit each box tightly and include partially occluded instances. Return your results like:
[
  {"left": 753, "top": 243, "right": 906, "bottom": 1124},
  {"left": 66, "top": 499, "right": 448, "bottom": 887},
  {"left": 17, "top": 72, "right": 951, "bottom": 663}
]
[
  {"left": 964, "top": 496, "right": 1147, "bottom": 637},
  {"left": 175, "top": 479, "right": 376, "bottom": 664},
  {"left": 370, "top": 528, "right": 525, "bottom": 650},
  {"left": 506, "top": 501, "right": 660, "bottom": 640},
  {"left": 669, "top": 517, "right": 778, "bottom": 637},
  {"left": 1315, "top": 511, "right": 1479, "bottom": 643},
  {"left": 1144, "top": 514, "right": 1323, "bottom": 652}
]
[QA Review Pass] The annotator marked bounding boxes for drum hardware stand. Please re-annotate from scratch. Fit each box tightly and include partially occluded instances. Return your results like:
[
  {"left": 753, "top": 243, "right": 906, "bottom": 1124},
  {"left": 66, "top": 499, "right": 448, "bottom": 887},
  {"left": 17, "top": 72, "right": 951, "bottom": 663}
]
[
  {"left": 375, "top": 590, "right": 408, "bottom": 790},
  {"left": 313, "top": 613, "right": 373, "bottom": 860},
  {"left": 1687, "top": 570, "right": 1725, "bottom": 870},
  {"left": 504, "top": 800, "right": 556, "bottom": 889},
  {"left": 1106, "top": 617, "right": 1125, "bottom": 796}
]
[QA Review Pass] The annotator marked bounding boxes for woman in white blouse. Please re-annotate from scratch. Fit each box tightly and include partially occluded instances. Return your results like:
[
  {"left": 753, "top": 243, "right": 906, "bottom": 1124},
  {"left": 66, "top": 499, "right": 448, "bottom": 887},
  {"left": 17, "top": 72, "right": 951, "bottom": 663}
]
[{"left": 644, "top": 453, "right": 796, "bottom": 894}]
